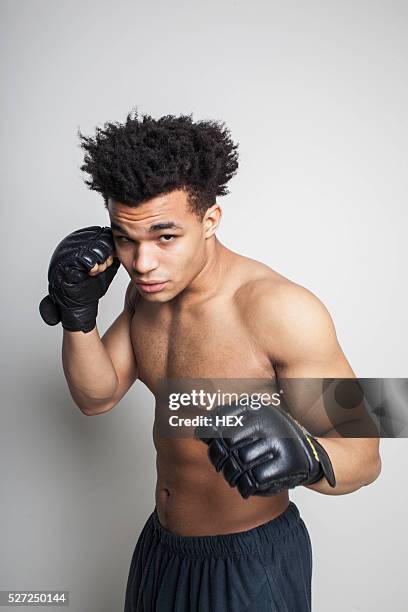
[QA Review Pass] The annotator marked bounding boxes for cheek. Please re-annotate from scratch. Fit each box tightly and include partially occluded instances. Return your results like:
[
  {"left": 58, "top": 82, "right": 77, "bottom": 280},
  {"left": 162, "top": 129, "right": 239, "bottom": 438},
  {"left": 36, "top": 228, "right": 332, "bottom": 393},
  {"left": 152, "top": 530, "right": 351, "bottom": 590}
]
[
  {"left": 167, "top": 243, "right": 196, "bottom": 268},
  {"left": 115, "top": 248, "right": 133, "bottom": 272},
  {"left": 177, "top": 233, "right": 203, "bottom": 257},
  {"left": 171, "top": 243, "right": 205, "bottom": 277}
]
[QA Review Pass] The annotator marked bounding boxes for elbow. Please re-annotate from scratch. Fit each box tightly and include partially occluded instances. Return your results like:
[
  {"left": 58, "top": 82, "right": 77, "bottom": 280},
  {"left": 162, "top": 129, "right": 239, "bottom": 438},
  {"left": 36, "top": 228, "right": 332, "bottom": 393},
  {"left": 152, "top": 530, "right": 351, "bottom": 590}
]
[
  {"left": 67, "top": 386, "right": 118, "bottom": 416},
  {"left": 80, "top": 406, "right": 111, "bottom": 416},
  {"left": 364, "top": 455, "right": 382, "bottom": 486},
  {"left": 80, "top": 401, "right": 115, "bottom": 416},
  {"left": 77, "top": 398, "right": 116, "bottom": 416},
  {"left": 80, "top": 406, "right": 113, "bottom": 416}
]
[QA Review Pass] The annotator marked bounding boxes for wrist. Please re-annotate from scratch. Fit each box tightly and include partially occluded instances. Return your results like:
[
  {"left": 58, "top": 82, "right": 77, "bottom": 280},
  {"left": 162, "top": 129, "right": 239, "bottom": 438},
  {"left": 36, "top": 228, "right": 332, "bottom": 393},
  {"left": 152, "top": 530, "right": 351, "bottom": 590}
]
[{"left": 60, "top": 303, "right": 98, "bottom": 333}]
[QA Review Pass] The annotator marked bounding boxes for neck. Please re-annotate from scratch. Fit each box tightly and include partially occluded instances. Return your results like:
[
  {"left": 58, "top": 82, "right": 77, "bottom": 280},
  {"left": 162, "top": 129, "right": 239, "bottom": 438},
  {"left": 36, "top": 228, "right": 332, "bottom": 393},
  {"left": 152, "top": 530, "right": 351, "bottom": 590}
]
[{"left": 175, "top": 237, "right": 232, "bottom": 307}]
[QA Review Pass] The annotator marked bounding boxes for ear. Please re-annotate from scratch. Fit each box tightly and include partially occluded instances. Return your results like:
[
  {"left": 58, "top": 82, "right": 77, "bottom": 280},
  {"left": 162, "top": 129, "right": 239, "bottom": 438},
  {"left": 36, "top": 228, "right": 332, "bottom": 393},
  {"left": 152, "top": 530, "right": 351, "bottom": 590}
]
[{"left": 203, "top": 204, "right": 222, "bottom": 238}]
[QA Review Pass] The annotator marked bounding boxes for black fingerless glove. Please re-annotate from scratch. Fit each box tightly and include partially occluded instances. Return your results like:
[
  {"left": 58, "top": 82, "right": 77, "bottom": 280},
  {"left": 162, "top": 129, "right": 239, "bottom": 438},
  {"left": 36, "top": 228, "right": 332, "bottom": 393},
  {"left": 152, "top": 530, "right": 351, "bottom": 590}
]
[
  {"left": 39, "top": 226, "right": 120, "bottom": 333},
  {"left": 195, "top": 402, "right": 336, "bottom": 499}
]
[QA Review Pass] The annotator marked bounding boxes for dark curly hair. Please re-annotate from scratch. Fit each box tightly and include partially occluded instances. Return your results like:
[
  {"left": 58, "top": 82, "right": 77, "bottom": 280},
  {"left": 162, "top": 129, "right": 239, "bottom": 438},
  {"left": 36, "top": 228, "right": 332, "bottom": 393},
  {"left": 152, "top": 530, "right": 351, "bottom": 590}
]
[{"left": 78, "top": 108, "right": 239, "bottom": 217}]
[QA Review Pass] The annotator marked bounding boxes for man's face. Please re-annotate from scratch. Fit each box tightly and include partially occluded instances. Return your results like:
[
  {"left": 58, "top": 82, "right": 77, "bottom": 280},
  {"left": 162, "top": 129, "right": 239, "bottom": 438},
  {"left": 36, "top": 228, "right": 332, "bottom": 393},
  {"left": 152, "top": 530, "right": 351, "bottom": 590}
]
[{"left": 108, "top": 189, "right": 217, "bottom": 302}]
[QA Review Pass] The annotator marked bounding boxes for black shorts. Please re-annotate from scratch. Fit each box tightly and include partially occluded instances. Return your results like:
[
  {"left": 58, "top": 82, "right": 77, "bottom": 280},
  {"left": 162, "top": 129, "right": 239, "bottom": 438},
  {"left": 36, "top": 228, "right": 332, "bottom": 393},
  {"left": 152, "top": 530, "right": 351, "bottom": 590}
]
[{"left": 124, "top": 501, "right": 312, "bottom": 611}]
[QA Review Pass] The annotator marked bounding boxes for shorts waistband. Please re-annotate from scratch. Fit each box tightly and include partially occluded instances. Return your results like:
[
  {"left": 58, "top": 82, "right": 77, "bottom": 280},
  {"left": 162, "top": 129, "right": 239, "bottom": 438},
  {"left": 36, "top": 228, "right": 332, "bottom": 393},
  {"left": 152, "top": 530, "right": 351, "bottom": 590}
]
[{"left": 150, "top": 501, "right": 302, "bottom": 558}]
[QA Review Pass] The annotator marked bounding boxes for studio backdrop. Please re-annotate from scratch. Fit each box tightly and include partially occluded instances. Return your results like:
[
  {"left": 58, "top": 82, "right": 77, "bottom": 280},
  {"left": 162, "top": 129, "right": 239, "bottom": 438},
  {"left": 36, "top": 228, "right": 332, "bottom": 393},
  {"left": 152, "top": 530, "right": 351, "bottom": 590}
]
[{"left": 1, "top": 1, "right": 407, "bottom": 611}]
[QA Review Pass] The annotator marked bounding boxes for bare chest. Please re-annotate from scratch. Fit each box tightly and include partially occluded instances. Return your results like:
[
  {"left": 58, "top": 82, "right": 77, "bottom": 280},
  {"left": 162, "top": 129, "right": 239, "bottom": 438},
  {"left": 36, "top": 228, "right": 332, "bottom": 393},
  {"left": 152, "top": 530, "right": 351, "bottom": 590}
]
[{"left": 130, "top": 303, "right": 274, "bottom": 390}]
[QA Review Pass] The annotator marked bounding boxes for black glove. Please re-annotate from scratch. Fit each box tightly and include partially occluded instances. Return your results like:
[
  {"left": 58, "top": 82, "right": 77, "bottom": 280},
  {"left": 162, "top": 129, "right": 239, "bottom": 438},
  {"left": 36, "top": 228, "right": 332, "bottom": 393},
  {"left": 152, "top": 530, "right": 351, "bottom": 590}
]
[
  {"left": 195, "top": 402, "right": 336, "bottom": 499},
  {"left": 39, "top": 226, "right": 120, "bottom": 333}
]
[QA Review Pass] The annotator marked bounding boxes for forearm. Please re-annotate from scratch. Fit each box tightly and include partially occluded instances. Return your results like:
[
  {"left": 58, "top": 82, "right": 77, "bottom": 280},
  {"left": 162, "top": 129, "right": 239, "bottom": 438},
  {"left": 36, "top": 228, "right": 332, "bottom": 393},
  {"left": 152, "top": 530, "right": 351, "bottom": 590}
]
[
  {"left": 62, "top": 326, "right": 119, "bottom": 412},
  {"left": 305, "top": 435, "right": 382, "bottom": 495}
]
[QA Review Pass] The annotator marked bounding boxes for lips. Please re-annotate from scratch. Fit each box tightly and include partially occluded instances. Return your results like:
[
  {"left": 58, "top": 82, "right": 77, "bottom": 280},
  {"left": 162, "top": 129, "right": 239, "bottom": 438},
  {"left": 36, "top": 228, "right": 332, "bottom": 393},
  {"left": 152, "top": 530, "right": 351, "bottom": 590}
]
[{"left": 135, "top": 280, "right": 168, "bottom": 293}]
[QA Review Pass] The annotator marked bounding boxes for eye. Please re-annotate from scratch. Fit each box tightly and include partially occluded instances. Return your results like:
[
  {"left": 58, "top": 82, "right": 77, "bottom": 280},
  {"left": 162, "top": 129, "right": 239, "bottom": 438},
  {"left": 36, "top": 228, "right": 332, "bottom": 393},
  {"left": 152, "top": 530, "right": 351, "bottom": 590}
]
[
  {"left": 159, "top": 235, "right": 176, "bottom": 242},
  {"left": 115, "top": 235, "right": 131, "bottom": 243}
]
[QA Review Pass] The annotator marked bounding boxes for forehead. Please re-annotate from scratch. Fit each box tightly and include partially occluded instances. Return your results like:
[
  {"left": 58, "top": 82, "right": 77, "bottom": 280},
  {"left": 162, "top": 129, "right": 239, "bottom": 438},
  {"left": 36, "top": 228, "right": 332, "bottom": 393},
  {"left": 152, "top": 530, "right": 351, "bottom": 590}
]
[{"left": 107, "top": 189, "right": 194, "bottom": 227}]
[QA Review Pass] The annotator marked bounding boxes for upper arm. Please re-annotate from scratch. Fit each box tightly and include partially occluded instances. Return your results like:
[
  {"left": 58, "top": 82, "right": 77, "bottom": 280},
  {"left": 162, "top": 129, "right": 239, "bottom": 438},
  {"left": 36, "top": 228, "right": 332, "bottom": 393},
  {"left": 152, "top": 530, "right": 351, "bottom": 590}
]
[
  {"left": 100, "top": 281, "right": 139, "bottom": 409},
  {"left": 247, "top": 280, "right": 352, "bottom": 378},
  {"left": 249, "top": 281, "right": 377, "bottom": 438},
  {"left": 265, "top": 283, "right": 353, "bottom": 379}
]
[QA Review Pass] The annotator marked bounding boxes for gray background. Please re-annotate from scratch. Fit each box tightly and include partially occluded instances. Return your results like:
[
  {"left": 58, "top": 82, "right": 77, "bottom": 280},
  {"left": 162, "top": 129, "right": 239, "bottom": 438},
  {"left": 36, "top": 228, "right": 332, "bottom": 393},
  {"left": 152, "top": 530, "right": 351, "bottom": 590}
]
[{"left": 1, "top": 0, "right": 407, "bottom": 610}]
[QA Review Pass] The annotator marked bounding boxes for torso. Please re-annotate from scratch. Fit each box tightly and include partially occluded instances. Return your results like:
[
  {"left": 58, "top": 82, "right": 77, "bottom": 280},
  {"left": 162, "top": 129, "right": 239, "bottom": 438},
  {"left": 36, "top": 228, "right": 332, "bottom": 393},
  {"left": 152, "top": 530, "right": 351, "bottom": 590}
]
[{"left": 129, "top": 249, "right": 291, "bottom": 535}]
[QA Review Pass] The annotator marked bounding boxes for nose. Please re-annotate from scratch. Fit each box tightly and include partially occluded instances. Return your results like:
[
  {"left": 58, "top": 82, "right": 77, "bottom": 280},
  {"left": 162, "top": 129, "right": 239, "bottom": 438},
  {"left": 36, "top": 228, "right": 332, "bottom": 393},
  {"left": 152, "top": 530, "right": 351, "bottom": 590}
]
[{"left": 132, "top": 243, "right": 159, "bottom": 275}]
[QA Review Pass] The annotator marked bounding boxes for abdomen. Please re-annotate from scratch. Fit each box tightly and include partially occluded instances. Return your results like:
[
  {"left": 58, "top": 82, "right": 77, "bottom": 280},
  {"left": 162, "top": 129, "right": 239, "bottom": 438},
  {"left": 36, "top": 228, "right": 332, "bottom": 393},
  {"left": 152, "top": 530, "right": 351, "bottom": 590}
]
[{"left": 154, "top": 436, "right": 289, "bottom": 536}]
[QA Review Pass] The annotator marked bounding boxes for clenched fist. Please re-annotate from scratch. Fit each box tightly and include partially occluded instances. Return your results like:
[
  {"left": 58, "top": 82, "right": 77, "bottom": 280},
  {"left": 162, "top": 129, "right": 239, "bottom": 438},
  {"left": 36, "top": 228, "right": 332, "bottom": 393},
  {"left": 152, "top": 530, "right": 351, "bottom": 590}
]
[
  {"left": 195, "top": 402, "right": 336, "bottom": 499},
  {"left": 39, "top": 226, "right": 120, "bottom": 333}
]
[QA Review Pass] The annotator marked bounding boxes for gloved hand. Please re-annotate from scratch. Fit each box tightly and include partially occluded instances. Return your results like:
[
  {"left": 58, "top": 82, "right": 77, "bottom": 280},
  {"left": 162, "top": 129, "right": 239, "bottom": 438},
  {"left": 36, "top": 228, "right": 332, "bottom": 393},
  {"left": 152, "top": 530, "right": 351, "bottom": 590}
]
[
  {"left": 195, "top": 402, "right": 336, "bottom": 498},
  {"left": 39, "top": 226, "right": 120, "bottom": 333}
]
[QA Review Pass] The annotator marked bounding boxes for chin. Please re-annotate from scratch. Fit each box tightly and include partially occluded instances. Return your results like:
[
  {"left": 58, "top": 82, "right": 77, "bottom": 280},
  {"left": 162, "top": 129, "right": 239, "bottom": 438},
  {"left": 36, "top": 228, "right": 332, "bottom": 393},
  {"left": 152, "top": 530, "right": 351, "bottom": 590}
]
[{"left": 139, "top": 290, "right": 173, "bottom": 303}]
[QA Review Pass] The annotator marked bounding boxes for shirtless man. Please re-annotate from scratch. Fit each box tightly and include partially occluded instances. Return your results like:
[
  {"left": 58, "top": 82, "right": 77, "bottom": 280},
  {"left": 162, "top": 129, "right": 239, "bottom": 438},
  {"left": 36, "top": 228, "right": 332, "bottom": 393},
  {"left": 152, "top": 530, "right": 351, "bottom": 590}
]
[{"left": 39, "top": 111, "right": 381, "bottom": 611}]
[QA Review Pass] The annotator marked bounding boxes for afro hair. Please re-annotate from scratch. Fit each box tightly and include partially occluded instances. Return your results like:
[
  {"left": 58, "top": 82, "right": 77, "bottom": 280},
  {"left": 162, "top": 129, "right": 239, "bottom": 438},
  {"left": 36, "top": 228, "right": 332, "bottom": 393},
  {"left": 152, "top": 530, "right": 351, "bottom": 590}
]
[{"left": 78, "top": 108, "right": 239, "bottom": 217}]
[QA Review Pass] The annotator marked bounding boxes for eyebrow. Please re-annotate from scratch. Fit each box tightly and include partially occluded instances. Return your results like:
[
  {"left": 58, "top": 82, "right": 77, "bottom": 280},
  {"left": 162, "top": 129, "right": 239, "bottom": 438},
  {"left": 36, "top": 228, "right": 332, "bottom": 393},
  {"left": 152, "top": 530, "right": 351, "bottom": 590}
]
[{"left": 110, "top": 221, "right": 183, "bottom": 235}]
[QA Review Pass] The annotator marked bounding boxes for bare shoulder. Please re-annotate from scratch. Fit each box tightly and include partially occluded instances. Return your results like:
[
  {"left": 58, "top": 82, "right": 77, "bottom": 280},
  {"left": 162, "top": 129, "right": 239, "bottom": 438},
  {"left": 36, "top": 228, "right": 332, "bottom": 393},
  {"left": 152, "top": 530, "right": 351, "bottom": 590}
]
[
  {"left": 238, "top": 275, "right": 333, "bottom": 328},
  {"left": 233, "top": 257, "right": 323, "bottom": 318},
  {"left": 233, "top": 264, "right": 338, "bottom": 363}
]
